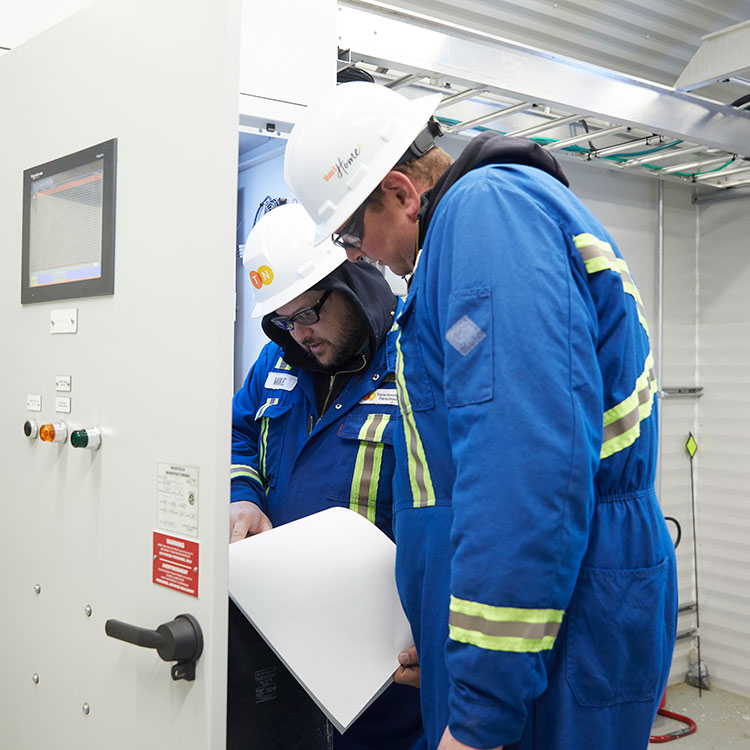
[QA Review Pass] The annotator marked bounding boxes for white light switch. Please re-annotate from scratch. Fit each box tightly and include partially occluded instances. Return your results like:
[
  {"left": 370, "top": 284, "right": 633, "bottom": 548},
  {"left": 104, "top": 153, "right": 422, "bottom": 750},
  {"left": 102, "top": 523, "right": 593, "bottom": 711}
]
[{"left": 50, "top": 308, "right": 78, "bottom": 334}]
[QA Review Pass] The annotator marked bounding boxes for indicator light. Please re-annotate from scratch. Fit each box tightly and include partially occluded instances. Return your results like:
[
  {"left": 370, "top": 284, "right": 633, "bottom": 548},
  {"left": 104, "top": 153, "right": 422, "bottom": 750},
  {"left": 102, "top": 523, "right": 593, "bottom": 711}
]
[
  {"left": 39, "top": 422, "right": 68, "bottom": 443},
  {"left": 24, "top": 419, "right": 39, "bottom": 438},
  {"left": 70, "top": 428, "right": 101, "bottom": 450}
]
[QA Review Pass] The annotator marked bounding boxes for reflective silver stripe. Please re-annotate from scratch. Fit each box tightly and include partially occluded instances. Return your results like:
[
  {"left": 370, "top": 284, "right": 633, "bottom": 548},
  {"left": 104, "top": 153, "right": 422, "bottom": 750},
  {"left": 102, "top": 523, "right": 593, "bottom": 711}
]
[
  {"left": 574, "top": 233, "right": 658, "bottom": 459},
  {"left": 255, "top": 397, "right": 279, "bottom": 420},
  {"left": 603, "top": 379, "right": 652, "bottom": 443},
  {"left": 448, "top": 596, "right": 563, "bottom": 652},
  {"left": 274, "top": 356, "right": 292, "bottom": 371},
  {"left": 574, "top": 233, "right": 651, "bottom": 336},
  {"left": 230, "top": 463, "right": 263, "bottom": 486},
  {"left": 449, "top": 611, "right": 561, "bottom": 640},
  {"left": 350, "top": 414, "right": 390, "bottom": 522},
  {"left": 601, "top": 352, "right": 657, "bottom": 458}
]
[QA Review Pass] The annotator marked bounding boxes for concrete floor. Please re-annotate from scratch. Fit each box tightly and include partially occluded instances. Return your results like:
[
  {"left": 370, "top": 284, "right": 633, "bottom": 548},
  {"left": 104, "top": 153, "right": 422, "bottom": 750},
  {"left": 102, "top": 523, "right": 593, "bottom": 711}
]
[{"left": 650, "top": 683, "right": 750, "bottom": 748}]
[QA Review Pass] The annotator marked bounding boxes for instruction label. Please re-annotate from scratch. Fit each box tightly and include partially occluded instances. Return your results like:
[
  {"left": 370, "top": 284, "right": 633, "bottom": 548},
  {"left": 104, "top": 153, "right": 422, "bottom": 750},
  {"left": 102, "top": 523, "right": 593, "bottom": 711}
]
[
  {"left": 157, "top": 462, "right": 199, "bottom": 538},
  {"left": 153, "top": 532, "right": 199, "bottom": 597}
]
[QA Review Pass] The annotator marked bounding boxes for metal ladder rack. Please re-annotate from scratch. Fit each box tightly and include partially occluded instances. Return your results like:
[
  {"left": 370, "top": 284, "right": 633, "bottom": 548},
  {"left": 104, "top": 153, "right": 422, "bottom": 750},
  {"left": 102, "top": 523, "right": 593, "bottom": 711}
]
[{"left": 337, "top": 1, "right": 750, "bottom": 192}]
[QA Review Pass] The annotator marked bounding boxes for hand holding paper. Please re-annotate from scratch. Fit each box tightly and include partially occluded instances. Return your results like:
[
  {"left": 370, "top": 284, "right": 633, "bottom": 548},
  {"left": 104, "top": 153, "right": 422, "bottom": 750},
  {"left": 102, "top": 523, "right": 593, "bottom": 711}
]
[{"left": 228, "top": 507, "right": 416, "bottom": 733}]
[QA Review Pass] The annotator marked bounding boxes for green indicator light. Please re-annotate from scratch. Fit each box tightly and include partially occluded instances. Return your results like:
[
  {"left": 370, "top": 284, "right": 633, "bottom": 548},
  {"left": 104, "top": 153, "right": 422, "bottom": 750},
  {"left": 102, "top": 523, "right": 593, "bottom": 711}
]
[{"left": 71, "top": 430, "right": 89, "bottom": 448}]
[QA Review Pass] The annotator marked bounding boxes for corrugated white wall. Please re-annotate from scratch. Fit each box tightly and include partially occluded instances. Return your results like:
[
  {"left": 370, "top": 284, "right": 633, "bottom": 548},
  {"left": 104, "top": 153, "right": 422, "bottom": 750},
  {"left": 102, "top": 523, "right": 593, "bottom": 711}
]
[{"left": 695, "top": 199, "right": 750, "bottom": 698}]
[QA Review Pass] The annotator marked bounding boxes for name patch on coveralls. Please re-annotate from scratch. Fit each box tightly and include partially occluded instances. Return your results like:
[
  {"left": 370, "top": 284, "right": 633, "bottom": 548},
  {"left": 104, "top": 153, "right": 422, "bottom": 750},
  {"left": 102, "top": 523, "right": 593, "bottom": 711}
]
[
  {"left": 264, "top": 372, "right": 298, "bottom": 391},
  {"left": 359, "top": 389, "right": 399, "bottom": 406}
]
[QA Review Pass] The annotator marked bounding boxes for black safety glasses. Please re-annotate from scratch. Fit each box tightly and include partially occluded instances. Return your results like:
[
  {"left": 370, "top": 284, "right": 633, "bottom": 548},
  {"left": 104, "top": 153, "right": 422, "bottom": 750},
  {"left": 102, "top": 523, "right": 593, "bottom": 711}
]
[
  {"left": 270, "top": 290, "right": 332, "bottom": 331},
  {"left": 332, "top": 200, "right": 368, "bottom": 252}
]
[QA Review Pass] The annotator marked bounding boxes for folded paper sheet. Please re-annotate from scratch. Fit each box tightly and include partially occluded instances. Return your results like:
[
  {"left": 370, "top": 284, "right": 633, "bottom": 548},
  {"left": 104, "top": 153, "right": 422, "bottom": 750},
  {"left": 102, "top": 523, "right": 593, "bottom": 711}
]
[{"left": 228, "top": 507, "right": 415, "bottom": 733}]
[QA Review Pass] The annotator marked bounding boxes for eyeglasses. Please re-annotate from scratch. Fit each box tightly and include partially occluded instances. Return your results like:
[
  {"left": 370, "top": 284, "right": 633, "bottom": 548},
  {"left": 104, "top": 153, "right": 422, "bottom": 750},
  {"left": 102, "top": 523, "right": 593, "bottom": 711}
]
[
  {"left": 270, "top": 290, "right": 332, "bottom": 331},
  {"left": 332, "top": 200, "right": 368, "bottom": 251}
]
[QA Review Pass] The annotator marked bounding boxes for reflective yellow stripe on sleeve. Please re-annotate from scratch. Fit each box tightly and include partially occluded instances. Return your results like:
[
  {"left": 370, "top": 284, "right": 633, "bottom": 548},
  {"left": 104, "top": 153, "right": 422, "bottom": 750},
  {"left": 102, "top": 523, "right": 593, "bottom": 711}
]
[
  {"left": 350, "top": 414, "right": 391, "bottom": 523},
  {"left": 395, "top": 332, "right": 435, "bottom": 508},
  {"left": 449, "top": 596, "right": 563, "bottom": 653},
  {"left": 601, "top": 351, "right": 657, "bottom": 459},
  {"left": 274, "top": 356, "right": 292, "bottom": 371},
  {"left": 573, "top": 233, "right": 658, "bottom": 459},
  {"left": 230, "top": 463, "right": 264, "bottom": 488},
  {"left": 574, "top": 233, "right": 651, "bottom": 336}
]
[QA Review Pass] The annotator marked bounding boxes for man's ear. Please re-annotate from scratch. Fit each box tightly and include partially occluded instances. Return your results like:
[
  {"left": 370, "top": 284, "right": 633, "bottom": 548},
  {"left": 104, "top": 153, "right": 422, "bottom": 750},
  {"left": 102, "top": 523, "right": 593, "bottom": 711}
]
[{"left": 380, "top": 171, "right": 421, "bottom": 220}]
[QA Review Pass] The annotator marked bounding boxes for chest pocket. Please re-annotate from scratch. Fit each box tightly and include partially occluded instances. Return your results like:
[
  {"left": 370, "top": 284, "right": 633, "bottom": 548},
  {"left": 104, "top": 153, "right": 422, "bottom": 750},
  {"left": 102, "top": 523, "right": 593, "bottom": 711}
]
[
  {"left": 254, "top": 398, "right": 294, "bottom": 490},
  {"left": 396, "top": 289, "right": 435, "bottom": 413},
  {"left": 329, "top": 412, "right": 395, "bottom": 527}
]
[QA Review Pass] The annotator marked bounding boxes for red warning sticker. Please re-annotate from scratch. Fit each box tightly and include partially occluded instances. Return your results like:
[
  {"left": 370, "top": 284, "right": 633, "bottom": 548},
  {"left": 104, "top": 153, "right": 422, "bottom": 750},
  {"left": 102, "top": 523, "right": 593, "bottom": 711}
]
[{"left": 153, "top": 531, "right": 199, "bottom": 597}]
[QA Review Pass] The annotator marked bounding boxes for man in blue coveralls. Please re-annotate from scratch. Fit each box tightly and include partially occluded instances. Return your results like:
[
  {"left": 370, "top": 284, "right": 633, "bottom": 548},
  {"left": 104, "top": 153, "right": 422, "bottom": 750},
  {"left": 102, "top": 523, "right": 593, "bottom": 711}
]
[
  {"left": 229, "top": 202, "right": 424, "bottom": 750},
  {"left": 283, "top": 83, "right": 678, "bottom": 750}
]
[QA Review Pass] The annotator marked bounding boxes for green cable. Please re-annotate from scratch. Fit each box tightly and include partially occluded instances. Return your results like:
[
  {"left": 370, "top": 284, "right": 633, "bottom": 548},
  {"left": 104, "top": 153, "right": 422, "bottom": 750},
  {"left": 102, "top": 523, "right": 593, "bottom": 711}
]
[{"left": 435, "top": 115, "right": 741, "bottom": 178}]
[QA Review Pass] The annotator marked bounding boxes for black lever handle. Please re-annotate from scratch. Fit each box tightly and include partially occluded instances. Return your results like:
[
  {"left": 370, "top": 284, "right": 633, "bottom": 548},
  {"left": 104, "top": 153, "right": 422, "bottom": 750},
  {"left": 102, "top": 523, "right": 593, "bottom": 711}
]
[{"left": 105, "top": 613, "right": 203, "bottom": 681}]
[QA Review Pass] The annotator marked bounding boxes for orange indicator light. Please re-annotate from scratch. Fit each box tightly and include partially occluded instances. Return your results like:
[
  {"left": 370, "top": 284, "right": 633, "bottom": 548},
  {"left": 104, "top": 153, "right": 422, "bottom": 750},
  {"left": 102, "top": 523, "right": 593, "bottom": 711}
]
[
  {"left": 40, "top": 424, "right": 56, "bottom": 442},
  {"left": 39, "top": 422, "right": 67, "bottom": 443}
]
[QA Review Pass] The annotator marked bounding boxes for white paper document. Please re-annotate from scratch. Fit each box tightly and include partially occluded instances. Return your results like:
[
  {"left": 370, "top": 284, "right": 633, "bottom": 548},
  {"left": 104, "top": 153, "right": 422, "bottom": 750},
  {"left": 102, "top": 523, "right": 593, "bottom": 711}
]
[{"left": 228, "top": 507, "right": 415, "bottom": 733}]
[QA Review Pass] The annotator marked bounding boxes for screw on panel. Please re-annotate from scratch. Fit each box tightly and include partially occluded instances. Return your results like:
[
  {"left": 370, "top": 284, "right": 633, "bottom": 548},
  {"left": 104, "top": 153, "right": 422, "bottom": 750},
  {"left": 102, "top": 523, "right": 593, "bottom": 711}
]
[
  {"left": 84, "top": 605, "right": 92, "bottom": 617},
  {"left": 32, "top": 673, "right": 39, "bottom": 684},
  {"left": 33, "top": 584, "right": 41, "bottom": 595},
  {"left": 82, "top": 703, "right": 90, "bottom": 715}
]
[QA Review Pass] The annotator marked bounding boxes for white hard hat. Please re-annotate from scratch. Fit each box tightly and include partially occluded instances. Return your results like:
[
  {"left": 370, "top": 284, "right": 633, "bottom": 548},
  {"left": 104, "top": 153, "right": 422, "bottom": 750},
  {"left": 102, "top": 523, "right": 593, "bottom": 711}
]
[
  {"left": 284, "top": 82, "right": 442, "bottom": 245},
  {"left": 243, "top": 202, "right": 346, "bottom": 317}
]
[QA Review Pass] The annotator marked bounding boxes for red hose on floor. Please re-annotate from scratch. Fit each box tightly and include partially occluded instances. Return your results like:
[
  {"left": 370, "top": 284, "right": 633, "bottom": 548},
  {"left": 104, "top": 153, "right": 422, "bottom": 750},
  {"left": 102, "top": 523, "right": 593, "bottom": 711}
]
[{"left": 649, "top": 690, "right": 698, "bottom": 743}]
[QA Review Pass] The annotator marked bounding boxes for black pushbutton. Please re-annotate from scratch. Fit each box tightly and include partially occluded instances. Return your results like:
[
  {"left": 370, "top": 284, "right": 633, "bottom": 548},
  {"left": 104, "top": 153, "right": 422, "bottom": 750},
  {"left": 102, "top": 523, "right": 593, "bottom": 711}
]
[{"left": 23, "top": 420, "right": 38, "bottom": 438}]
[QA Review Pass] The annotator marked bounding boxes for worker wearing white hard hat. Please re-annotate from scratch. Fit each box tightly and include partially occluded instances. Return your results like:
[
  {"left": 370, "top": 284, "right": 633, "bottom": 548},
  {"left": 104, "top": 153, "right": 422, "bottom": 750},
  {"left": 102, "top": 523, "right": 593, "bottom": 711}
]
[
  {"left": 229, "top": 202, "right": 426, "bottom": 750},
  {"left": 283, "top": 82, "right": 677, "bottom": 750}
]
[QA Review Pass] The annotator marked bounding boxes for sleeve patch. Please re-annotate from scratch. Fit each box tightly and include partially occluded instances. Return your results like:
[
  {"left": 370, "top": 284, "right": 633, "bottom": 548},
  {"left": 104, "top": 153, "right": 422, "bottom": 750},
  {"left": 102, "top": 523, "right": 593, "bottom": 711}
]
[{"left": 446, "top": 314, "right": 486, "bottom": 356}]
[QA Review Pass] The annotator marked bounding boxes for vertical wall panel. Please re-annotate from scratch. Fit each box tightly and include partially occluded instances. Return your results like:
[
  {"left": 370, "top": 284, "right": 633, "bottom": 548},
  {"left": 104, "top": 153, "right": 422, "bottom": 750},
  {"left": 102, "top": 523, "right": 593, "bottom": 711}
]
[{"left": 696, "top": 200, "right": 750, "bottom": 697}]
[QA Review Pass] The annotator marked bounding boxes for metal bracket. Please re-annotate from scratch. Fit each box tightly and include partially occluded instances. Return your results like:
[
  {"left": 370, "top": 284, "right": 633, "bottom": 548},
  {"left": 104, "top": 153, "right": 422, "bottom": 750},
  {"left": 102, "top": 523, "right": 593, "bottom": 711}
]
[{"left": 659, "top": 387, "right": 704, "bottom": 398}]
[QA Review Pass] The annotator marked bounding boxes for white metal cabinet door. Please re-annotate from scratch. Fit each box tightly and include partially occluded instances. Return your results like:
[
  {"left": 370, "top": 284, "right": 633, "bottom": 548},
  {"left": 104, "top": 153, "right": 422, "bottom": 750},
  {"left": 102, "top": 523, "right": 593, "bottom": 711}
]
[{"left": 0, "top": 0, "right": 239, "bottom": 747}]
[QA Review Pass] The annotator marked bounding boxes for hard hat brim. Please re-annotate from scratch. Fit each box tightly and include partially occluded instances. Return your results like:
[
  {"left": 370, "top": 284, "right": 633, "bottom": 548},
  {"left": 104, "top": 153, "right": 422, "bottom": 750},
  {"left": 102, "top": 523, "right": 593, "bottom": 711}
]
[
  {"left": 249, "top": 251, "right": 346, "bottom": 317},
  {"left": 311, "top": 92, "right": 443, "bottom": 246}
]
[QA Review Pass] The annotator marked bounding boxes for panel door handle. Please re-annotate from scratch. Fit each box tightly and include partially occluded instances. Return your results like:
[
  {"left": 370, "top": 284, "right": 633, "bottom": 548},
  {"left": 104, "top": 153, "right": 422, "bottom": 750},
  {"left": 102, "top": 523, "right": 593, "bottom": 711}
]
[{"left": 105, "top": 613, "right": 203, "bottom": 680}]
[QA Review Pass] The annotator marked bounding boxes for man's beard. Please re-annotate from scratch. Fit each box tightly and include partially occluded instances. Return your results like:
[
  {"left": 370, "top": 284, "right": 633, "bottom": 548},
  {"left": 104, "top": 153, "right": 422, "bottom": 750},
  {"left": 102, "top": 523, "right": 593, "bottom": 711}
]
[{"left": 304, "top": 302, "right": 367, "bottom": 370}]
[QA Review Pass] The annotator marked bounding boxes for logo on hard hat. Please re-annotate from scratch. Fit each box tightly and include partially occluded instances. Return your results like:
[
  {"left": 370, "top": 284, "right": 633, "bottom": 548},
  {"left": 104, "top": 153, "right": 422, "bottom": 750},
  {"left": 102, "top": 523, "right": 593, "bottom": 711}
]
[
  {"left": 249, "top": 265, "right": 274, "bottom": 289},
  {"left": 322, "top": 144, "right": 363, "bottom": 182}
]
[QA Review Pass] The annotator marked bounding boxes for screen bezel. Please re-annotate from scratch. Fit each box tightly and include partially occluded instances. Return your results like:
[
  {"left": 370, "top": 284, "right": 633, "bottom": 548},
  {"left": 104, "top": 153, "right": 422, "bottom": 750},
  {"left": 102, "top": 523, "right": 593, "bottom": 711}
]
[{"left": 21, "top": 138, "right": 117, "bottom": 304}]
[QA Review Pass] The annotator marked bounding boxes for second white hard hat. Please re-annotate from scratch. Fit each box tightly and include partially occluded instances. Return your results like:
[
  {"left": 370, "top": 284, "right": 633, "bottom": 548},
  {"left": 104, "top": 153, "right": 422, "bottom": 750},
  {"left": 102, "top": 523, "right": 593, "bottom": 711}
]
[
  {"left": 243, "top": 202, "right": 346, "bottom": 317},
  {"left": 284, "top": 82, "right": 441, "bottom": 245}
]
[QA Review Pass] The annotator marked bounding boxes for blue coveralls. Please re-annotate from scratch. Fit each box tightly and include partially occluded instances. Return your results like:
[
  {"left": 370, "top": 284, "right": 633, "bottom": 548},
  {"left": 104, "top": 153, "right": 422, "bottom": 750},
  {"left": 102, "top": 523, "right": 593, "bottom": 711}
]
[
  {"left": 393, "top": 162, "right": 678, "bottom": 749},
  {"left": 231, "top": 327, "right": 426, "bottom": 750}
]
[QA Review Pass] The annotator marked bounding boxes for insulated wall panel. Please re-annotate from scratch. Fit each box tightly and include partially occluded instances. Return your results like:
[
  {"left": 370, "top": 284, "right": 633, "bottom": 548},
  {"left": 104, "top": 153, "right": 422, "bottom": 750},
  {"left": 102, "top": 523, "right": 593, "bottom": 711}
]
[{"left": 696, "top": 200, "right": 750, "bottom": 697}]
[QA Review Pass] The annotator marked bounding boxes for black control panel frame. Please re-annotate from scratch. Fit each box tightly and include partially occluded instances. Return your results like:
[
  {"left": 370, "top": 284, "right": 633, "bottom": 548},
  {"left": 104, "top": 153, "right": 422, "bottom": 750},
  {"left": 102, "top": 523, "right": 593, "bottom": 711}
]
[{"left": 21, "top": 139, "right": 117, "bottom": 304}]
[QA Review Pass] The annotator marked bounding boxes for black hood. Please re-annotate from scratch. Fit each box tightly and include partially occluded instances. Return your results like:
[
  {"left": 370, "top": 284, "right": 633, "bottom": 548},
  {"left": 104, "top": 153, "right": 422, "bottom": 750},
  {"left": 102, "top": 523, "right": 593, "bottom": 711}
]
[
  {"left": 418, "top": 131, "right": 569, "bottom": 246},
  {"left": 261, "top": 260, "right": 397, "bottom": 373}
]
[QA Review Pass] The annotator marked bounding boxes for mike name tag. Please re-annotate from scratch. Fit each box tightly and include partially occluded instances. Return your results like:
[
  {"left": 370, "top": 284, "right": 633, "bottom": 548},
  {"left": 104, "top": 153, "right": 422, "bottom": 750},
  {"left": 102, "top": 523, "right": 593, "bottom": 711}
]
[
  {"left": 264, "top": 372, "right": 298, "bottom": 391},
  {"left": 359, "top": 388, "right": 399, "bottom": 406}
]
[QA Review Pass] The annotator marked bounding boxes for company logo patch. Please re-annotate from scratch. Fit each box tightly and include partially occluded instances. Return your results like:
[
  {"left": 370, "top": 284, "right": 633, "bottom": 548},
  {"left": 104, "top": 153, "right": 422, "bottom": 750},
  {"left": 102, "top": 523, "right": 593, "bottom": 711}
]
[
  {"left": 249, "top": 265, "right": 274, "bottom": 289},
  {"left": 322, "top": 144, "right": 363, "bottom": 182},
  {"left": 359, "top": 388, "right": 399, "bottom": 406}
]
